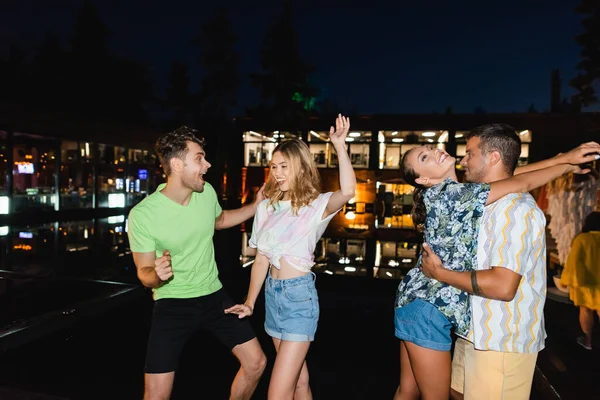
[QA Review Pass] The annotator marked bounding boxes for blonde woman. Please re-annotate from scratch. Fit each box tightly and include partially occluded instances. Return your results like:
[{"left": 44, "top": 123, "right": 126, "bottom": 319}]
[{"left": 226, "top": 114, "right": 356, "bottom": 399}]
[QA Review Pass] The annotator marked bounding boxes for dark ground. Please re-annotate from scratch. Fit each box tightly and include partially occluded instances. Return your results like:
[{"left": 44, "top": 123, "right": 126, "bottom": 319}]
[{"left": 0, "top": 226, "right": 597, "bottom": 399}]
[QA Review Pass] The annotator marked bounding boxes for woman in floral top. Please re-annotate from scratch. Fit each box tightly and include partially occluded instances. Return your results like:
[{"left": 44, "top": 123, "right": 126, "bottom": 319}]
[{"left": 393, "top": 144, "right": 586, "bottom": 400}]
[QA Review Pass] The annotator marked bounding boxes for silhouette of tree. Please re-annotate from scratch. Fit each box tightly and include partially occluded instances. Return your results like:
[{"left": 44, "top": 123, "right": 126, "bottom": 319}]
[
  {"left": 66, "top": 0, "right": 153, "bottom": 123},
  {"left": 570, "top": 0, "right": 600, "bottom": 107},
  {"left": 0, "top": 44, "right": 29, "bottom": 106},
  {"left": 193, "top": 8, "right": 242, "bottom": 196},
  {"left": 30, "top": 33, "right": 68, "bottom": 111},
  {"left": 248, "top": 0, "right": 319, "bottom": 125},
  {"left": 108, "top": 57, "right": 154, "bottom": 123},
  {"left": 527, "top": 103, "right": 538, "bottom": 113},
  {"left": 67, "top": 0, "right": 111, "bottom": 114},
  {"left": 163, "top": 61, "right": 194, "bottom": 127},
  {"left": 195, "top": 8, "right": 240, "bottom": 121}
]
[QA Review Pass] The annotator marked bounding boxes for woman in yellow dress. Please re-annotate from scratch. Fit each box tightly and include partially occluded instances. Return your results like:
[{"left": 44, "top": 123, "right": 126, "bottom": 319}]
[{"left": 561, "top": 211, "right": 600, "bottom": 350}]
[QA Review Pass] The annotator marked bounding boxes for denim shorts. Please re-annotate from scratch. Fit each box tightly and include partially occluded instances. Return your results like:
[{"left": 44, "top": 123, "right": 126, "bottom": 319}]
[
  {"left": 394, "top": 298, "right": 452, "bottom": 351},
  {"left": 264, "top": 270, "right": 319, "bottom": 342}
]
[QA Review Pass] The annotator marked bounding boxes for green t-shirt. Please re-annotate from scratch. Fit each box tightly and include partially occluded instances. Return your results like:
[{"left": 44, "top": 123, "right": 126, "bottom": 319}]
[{"left": 127, "top": 182, "right": 223, "bottom": 300}]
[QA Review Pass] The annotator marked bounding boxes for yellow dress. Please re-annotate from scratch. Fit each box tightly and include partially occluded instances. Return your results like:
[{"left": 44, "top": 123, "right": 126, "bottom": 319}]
[{"left": 561, "top": 231, "right": 600, "bottom": 310}]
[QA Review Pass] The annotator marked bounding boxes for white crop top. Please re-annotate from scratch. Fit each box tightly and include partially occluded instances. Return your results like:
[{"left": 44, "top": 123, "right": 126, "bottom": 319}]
[{"left": 249, "top": 192, "right": 340, "bottom": 273}]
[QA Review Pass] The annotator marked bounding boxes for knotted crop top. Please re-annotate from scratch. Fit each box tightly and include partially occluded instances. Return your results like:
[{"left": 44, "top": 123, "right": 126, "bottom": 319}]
[{"left": 249, "top": 192, "right": 340, "bottom": 273}]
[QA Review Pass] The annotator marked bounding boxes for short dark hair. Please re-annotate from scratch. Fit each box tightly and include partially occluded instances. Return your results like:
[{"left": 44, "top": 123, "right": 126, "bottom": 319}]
[
  {"left": 466, "top": 124, "right": 522, "bottom": 174},
  {"left": 155, "top": 126, "right": 205, "bottom": 175},
  {"left": 582, "top": 211, "right": 600, "bottom": 233}
]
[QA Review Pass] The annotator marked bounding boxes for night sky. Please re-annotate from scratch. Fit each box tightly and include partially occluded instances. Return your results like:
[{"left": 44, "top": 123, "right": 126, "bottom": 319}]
[{"left": 0, "top": 0, "right": 588, "bottom": 115}]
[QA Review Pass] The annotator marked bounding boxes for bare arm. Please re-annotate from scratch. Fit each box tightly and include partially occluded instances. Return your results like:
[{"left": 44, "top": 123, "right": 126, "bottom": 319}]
[
  {"left": 325, "top": 114, "right": 356, "bottom": 218},
  {"left": 436, "top": 267, "right": 521, "bottom": 301},
  {"left": 132, "top": 250, "right": 172, "bottom": 288},
  {"left": 486, "top": 163, "right": 580, "bottom": 205},
  {"left": 215, "top": 204, "right": 258, "bottom": 230},
  {"left": 420, "top": 244, "right": 521, "bottom": 301},
  {"left": 215, "top": 184, "right": 266, "bottom": 230},
  {"left": 514, "top": 141, "right": 600, "bottom": 175},
  {"left": 225, "top": 253, "right": 270, "bottom": 318},
  {"left": 244, "top": 253, "right": 270, "bottom": 310}
]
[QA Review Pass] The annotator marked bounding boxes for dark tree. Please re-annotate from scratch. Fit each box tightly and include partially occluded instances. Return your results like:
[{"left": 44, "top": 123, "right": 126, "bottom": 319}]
[
  {"left": 67, "top": 1, "right": 153, "bottom": 123},
  {"left": 163, "top": 61, "right": 194, "bottom": 127},
  {"left": 0, "top": 44, "right": 29, "bottom": 106},
  {"left": 30, "top": 33, "right": 68, "bottom": 110},
  {"left": 195, "top": 8, "right": 240, "bottom": 121},
  {"left": 193, "top": 8, "right": 242, "bottom": 197},
  {"left": 527, "top": 103, "right": 538, "bottom": 113},
  {"left": 108, "top": 57, "right": 154, "bottom": 123},
  {"left": 570, "top": 0, "right": 600, "bottom": 107},
  {"left": 67, "top": 0, "right": 111, "bottom": 114},
  {"left": 248, "top": 1, "right": 319, "bottom": 124}
]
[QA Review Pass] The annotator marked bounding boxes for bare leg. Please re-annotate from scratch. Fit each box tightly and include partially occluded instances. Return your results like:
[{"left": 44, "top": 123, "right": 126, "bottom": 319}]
[
  {"left": 230, "top": 338, "right": 267, "bottom": 400},
  {"left": 144, "top": 372, "right": 175, "bottom": 400},
  {"left": 272, "top": 338, "right": 312, "bottom": 400},
  {"left": 404, "top": 341, "right": 451, "bottom": 400},
  {"left": 580, "top": 307, "right": 594, "bottom": 347},
  {"left": 269, "top": 337, "right": 311, "bottom": 400},
  {"left": 394, "top": 340, "right": 419, "bottom": 400}
]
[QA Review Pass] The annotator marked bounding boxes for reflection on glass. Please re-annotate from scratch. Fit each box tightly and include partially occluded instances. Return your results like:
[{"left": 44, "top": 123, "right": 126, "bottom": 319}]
[
  {"left": 125, "top": 174, "right": 148, "bottom": 207},
  {"left": 60, "top": 140, "right": 94, "bottom": 209},
  {"left": 12, "top": 133, "right": 57, "bottom": 212},
  {"left": 0, "top": 226, "right": 8, "bottom": 270},
  {"left": 0, "top": 131, "right": 8, "bottom": 197},
  {"left": 10, "top": 223, "right": 56, "bottom": 275},
  {"left": 97, "top": 216, "right": 128, "bottom": 255},
  {"left": 242, "top": 131, "right": 303, "bottom": 167},
  {"left": 108, "top": 193, "right": 125, "bottom": 208},
  {"left": 349, "top": 143, "right": 369, "bottom": 168},
  {"left": 0, "top": 196, "right": 8, "bottom": 214},
  {"left": 244, "top": 142, "right": 278, "bottom": 167},
  {"left": 97, "top": 145, "right": 125, "bottom": 207},
  {"left": 59, "top": 220, "right": 94, "bottom": 253},
  {"left": 314, "top": 237, "right": 366, "bottom": 267},
  {"left": 376, "top": 182, "right": 415, "bottom": 228},
  {"left": 309, "top": 143, "right": 329, "bottom": 167},
  {"left": 374, "top": 240, "right": 419, "bottom": 280}
]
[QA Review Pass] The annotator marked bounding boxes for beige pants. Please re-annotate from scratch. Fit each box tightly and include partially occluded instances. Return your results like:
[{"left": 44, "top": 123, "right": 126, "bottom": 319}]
[{"left": 451, "top": 337, "right": 538, "bottom": 400}]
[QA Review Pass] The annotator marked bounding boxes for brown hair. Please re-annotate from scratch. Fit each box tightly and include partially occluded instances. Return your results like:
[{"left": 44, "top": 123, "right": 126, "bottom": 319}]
[
  {"left": 400, "top": 148, "right": 427, "bottom": 227},
  {"left": 155, "top": 126, "right": 205, "bottom": 175}
]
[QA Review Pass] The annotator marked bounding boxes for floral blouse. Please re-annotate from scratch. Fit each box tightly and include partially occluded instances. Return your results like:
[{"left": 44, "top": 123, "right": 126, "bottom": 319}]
[{"left": 395, "top": 178, "right": 490, "bottom": 337}]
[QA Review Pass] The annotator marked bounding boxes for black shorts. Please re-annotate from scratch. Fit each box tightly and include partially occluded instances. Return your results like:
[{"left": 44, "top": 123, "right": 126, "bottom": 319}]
[{"left": 144, "top": 288, "right": 256, "bottom": 373}]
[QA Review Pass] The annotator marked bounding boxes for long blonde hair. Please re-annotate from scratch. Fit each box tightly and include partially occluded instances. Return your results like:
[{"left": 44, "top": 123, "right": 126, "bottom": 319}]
[{"left": 265, "top": 139, "right": 321, "bottom": 215}]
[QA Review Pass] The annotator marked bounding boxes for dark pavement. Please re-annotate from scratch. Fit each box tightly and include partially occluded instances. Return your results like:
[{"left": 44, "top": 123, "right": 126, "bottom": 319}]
[
  {"left": 0, "top": 226, "right": 598, "bottom": 399},
  {"left": 0, "top": 272, "right": 598, "bottom": 399}
]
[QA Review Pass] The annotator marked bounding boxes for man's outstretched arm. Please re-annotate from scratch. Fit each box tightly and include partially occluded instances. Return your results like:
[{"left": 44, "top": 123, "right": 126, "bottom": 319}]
[{"left": 215, "top": 184, "right": 265, "bottom": 230}]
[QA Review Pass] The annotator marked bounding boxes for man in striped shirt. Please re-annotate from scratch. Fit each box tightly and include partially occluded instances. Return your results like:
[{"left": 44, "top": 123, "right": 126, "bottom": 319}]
[{"left": 420, "top": 125, "right": 600, "bottom": 400}]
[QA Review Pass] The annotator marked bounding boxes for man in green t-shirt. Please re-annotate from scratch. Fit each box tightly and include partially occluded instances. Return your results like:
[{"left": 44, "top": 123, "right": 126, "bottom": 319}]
[{"left": 127, "top": 126, "right": 266, "bottom": 400}]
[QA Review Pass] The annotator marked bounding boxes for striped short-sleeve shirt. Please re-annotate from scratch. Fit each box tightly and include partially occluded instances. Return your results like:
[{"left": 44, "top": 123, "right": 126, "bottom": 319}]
[{"left": 468, "top": 193, "right": 547, "bottom": 353}]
